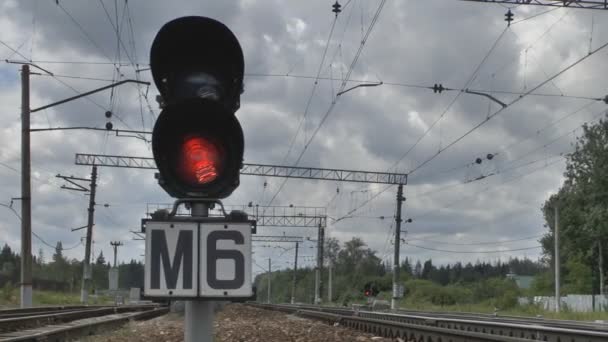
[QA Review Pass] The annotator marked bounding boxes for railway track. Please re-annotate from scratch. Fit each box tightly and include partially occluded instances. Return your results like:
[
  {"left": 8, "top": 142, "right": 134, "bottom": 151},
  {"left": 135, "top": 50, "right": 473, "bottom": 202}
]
[
  {"left": 0, "top": 304, "right": 168, "bottom": 341},
  {"left": 250, "top": 303, "right": 608, "bottom": 342}
]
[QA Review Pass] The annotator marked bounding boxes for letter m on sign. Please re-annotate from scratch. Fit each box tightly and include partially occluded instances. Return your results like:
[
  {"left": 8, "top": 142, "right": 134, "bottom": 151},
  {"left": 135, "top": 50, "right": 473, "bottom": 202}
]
[{"left": 144, "top": 222, "right": 198, "bottom": 297}]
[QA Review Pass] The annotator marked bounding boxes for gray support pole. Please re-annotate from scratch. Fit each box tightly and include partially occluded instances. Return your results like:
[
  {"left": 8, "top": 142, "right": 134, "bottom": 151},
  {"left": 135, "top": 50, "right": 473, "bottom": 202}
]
[
  {"left": 319, "top": 225, "right": 325, "bottom": 304},
  {"left": 267, "top": 258, "right": 271, "bottom": 304},
  {"left": 314, "top": 224, "right": 323, "bottom": 304},
  {"left": 328, "top": 262, "right": 333, "bottom": 303},
  {"left": 554, "top": 205, "right": 560, "bottom": 312},
  {"left": 81, "top": 166, "right": 97, "bottom": 304},
  {"left": 391, "top": 184, "right": 404, "bottom": 310},
  {"left": 185, "top": 202, "right": 214, "bottom": 342},
  {"left": 20, "top": 64, "right": 32, "bottom": 308},
  {"left": 600, "top": 240, "right": 604, "bottom": 296},
  {"left": 291, "top": 242, "right": 298, "bottom": 304}
]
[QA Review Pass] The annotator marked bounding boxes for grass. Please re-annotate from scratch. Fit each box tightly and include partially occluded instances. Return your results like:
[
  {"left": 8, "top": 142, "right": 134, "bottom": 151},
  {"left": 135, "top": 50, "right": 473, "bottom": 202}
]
[{"left": 0, "top": 285, "right": 113, "bottom": 308}]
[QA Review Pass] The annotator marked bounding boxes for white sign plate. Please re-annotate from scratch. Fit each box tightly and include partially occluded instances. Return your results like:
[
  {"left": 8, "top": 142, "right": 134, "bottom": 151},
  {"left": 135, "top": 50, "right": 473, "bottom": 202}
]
[
  {"left": 144, "top": 221, "right": 198, "bottom": 297},
  {"left": 199, "top": 222, "right": 252, "bottom": 297}
]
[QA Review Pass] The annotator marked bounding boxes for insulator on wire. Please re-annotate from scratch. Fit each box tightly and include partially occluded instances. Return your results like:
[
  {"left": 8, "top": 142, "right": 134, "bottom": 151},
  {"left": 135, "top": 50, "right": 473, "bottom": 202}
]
[
  {"left": 332, "top": 1, "right": 342, "bottom": 16},
  {"left": 433, "top": 83, "right": 445, "bottom": 94},
  {"left": 475, "top": 157, "right": 483, "bottom": 164},
  {"left": 105, "top": 122, "right": 113, "bottom": 130},
  {"left": 105, "top": 110, "right": 112, "bottom": 118},
  {"left": 505, "top": 9, "right": 514, "bottom": 27}
]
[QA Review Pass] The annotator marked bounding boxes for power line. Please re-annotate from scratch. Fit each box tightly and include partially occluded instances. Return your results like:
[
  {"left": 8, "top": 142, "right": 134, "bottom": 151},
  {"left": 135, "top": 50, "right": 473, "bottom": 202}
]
[
  {"left": 413, "top": 157, "right": 564, "bottom": 221},
  {"left": 55, "top": 1, "right": 113, "bottom": 62},
  {"left": 405, "top": 242, "right": 542, "bottom": 254},
  {"left": 407, "top": 234, "right": 544, "bottom": 246},
  {"left": 282, "top": 16, "right": 339, "bottom": 165},
  {"left": 392, "top": 26, "right": 510, "bottom": 172},
  {"left": 265, "top": 0, "right": 387, "bottom": 210},
  {"left": 408, "top": 37, "right": 608, "bottom": 176}
]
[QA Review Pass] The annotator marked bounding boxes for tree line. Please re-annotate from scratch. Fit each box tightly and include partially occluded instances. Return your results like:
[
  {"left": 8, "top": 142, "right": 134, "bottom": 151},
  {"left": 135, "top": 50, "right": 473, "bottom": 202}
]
[
  {"left": 254, "top": 236, "right": 544, "bottom": 307},
  {"left": 0, "top": 242, "right": 144, "bottom": 293}
]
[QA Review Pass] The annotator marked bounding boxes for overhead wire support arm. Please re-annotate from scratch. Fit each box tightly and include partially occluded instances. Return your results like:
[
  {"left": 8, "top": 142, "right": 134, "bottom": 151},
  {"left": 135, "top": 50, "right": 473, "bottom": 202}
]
[
  {"left": 460, "top": 0, "right": 608, "bottom": 10},
  {"left": 464, "top": 89, "right": 507, "bottom": 108},
  {"left": 336, "top": 81, "right": 383, "bottom": 96},
  {"left": 30, "top": 79, "right": 150, "bottom": 113}
]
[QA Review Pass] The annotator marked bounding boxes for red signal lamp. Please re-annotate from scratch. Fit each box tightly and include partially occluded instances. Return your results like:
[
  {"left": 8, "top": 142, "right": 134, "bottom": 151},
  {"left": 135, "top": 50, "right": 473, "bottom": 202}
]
[{"left": 178, "top": 136, "right": 224, "bottom": 186}]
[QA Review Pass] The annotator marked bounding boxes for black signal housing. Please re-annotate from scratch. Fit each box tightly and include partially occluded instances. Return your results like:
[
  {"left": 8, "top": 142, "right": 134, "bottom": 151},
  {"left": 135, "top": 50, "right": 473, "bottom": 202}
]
[{"left": 150, "top": 16, "right": 245, "bottom": 199}]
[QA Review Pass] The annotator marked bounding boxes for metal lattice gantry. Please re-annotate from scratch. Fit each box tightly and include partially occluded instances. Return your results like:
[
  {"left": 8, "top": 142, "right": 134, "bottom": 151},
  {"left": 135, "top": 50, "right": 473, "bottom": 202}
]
[
  {"left": 461, "top": 0, "right": 608, "bottom": 10},
  {"left": 252, "top": 235, "right": 305, "bottom": 243},
  {"left": 145, "top": 203, "right": 327, "bottom": 228},
  {"left": 74, "top": 153, "right": 407, "bottom": 185}
]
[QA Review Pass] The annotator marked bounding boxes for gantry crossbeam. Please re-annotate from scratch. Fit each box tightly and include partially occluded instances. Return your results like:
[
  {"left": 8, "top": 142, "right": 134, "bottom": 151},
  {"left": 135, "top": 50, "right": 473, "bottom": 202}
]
[
  {"left": 461, "top": 0, "right": 608, "bottom": 10},
  {"left": 146, "top": 203, "right": 326, "bottom": 228},
  {"left": 74, "top": 153, "right": 407, "bottom": 185}
]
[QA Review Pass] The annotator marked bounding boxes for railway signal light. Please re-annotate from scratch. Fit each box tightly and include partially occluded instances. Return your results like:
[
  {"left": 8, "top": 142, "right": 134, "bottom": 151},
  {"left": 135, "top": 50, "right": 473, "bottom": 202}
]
[
  {"left": 363, "top": 282, "right": 379, "bottom": 297},
  {"left": 150, "top": 16, "right": 245, "bottom": 199}
]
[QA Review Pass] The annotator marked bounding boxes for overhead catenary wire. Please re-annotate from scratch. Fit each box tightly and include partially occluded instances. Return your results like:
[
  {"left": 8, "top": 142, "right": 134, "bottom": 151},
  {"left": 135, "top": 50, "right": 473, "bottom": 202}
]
[
  {"left": 282, "top": 15, "right": 340, "bottom": 165},
  {"left": 265, "top": 0, "right": 387, "bottom": 211},
  {"left": 404, "top": 242, "right": 542, "bottom": 254},
  {"left": 408, "top": 38, "right": 608, "bottom": 176},
  {"left": 406, "top": 234, "right": 544, "bottom": 246}
]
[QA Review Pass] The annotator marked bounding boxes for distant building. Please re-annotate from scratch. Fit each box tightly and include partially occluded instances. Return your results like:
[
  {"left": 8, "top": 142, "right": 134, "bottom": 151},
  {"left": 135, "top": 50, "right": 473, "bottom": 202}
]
[{"left": 507, "top": 273, "right": 534, "bottom": 289}]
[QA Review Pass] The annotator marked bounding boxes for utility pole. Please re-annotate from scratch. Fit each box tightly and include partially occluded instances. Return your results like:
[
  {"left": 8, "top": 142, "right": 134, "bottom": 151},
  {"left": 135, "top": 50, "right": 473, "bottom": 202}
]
[
  {"left": 328, "top": 262, "right": 333, "bottom": 303},
  {"left": 57, "top": 166, "right": 99, "bottom": 303},
  {"left": 554, "top": 205, "right": 560, "bottom": 312},
  {"left": 315, "top": 223, "right": 325, "bottom": 304},
  {"left": 10, "top": 58, "right": 147, "bottom": 308},
  {"left": 267, "top": 258, "right": 271, "bottom": 304},
  {"left": 391, "top": 184, "right": 405, "bottom": 310},
  {"left": 599, "top": 240, "right": 604, "bottom": 296},
  {"left": 82, "top": 166, "right": 98, "bottom": 303},
  {"left": 291, "top": 242, "right": 298, "bottom": 304},
  {"left": 110, "top": 241, "right": 123, "bottom": 267},
  {"left": 20, "top": 64, "right": 32, "bottom": 308}
]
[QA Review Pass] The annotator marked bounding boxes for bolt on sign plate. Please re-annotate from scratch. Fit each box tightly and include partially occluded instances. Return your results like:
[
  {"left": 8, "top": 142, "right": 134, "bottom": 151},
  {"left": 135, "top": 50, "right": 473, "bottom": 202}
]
[{"left": 144, "top": 221, "right": 252, "bottom": 298}]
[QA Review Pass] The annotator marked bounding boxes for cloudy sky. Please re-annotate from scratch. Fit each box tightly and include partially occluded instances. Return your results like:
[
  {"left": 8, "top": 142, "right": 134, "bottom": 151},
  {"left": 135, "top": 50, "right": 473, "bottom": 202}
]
[{"left": 1, "top": 0, "right": 607, "bottom": 278}]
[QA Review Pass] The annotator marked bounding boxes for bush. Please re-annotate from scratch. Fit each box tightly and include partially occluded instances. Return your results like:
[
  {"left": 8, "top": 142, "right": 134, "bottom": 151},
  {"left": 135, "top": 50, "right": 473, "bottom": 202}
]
[{"left": 2, "top": 282, "right": 13, "bottom": 301}]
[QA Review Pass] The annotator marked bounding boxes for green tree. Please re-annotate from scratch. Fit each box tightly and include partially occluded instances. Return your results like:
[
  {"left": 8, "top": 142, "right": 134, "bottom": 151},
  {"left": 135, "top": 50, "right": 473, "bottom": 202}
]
[{"left": 541, "top": 115, "right": 608, "bottom": 294}]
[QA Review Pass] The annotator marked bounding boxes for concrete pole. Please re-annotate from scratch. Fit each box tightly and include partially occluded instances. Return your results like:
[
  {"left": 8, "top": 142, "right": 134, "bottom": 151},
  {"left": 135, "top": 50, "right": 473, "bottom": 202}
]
[
  {"left": 328, "top": 262, "right": 333, "bottom": 303},
  {"left": 110, "top": 241, "right": 122, "bottom": 267},
  {"left": 81, "top": 166, "right": 97, "bottom": 304},
  {"left": 315, "top": 223, "right": 325, "bottom": 304},
  {"left": 291, "top": 242, "right": 298, "bottom": 304},
  {"left": 267, "top": 258, "right": 271, "bottom": 304},
  {"left": 20, "top": 64, "right": 32, "bottom": 308},
  {"left": 185, "top": 202, "right": 214, "bottom": 342},
  {"left": 391, "top": 184, "right": 404, "bottom": 310},
  {"left": 599, "top": 240, "right": 604, "bottom": 296},
  {"left": 554, "top": 205, "right": 560, "bottom": 313}
]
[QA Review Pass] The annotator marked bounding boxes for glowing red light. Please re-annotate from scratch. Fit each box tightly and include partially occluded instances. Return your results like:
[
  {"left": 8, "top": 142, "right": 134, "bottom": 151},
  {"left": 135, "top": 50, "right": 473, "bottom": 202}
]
[
  {"left": 365, "top": 290, "right": 370, "bottom": 296},
  {"left": 178, "top": 136, "right": 222, "bottom": 185}
]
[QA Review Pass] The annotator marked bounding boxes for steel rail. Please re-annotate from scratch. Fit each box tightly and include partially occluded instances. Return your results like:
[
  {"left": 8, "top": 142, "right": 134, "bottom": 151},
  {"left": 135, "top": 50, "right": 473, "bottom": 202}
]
[
  {"left": 394, "top": 308, "right": 608, "bottom": 332},
  {"left": 0, "top": 305, "right": 102, "bottom": 317},
  {"left": 0, "top": 305, "right": 159, "bottom": 334},
  {"left": 251, "top": 303, "right": 533, "bottom": 341},
  {"left": 0, "top": 307, "right": 168, "bottom": 342},
  {"left": 252, "top": 303, "right": 608, "bottom": 342}
]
